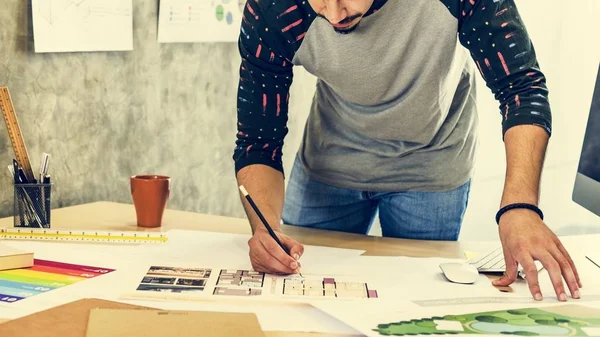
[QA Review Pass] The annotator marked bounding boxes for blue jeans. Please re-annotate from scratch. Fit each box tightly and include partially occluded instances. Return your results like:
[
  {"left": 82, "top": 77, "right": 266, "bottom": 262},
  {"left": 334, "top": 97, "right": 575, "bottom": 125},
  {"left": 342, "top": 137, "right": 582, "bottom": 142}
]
[{"left": 282, "top": 157, "right": 471, "bottom": 241}]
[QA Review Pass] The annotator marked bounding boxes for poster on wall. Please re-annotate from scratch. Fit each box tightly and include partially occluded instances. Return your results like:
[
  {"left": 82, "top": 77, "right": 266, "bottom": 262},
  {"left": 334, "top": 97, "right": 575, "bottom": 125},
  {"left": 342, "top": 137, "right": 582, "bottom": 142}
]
[
  {"left": 157, "top": 0, "right": 244, "bottom": 43},
  {"left": 31, "top": 0, "right": 133, "bottom": 53}
]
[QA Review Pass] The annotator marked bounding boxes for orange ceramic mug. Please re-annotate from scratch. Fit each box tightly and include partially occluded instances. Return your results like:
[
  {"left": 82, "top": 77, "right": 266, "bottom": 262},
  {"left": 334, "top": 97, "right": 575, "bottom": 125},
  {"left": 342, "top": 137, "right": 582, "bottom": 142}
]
[{"left": 130, "top": 175, "right": 171, "bottom": 228}]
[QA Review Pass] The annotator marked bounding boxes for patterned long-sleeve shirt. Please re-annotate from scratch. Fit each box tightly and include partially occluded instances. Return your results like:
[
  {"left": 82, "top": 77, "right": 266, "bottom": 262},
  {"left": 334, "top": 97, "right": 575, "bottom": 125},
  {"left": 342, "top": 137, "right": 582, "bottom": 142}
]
[{"left": 234, "top": 0, "right": 552, "bottom": 192}]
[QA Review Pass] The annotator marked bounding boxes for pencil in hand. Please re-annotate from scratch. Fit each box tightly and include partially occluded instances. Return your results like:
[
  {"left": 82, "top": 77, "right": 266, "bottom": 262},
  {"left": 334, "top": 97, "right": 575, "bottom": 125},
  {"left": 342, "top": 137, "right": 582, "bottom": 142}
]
[{"left": 239, "top": 185, "right": 303, "bottom": 277}]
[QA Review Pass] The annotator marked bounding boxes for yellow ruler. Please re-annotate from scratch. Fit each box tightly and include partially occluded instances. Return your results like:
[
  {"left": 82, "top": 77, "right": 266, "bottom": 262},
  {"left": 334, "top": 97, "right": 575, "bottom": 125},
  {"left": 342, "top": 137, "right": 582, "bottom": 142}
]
[
  {"left": 0, "top": 228, "right": 169, "bottom": 244},
  {"left": 0, "top": 87, "right": 35, "bottom": 182}
]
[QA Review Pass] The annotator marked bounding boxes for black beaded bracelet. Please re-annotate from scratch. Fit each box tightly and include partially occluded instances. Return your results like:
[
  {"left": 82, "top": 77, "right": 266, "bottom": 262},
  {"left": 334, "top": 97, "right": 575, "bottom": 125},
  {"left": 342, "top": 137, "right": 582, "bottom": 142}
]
[{"left": 495, "top": 203, "right": 544, "bottom": 225}]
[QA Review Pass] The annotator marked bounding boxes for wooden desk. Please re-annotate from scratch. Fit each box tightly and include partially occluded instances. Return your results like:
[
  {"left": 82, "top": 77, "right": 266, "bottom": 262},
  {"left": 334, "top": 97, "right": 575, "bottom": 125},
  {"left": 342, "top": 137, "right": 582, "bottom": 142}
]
[
  {"left": 0, "top": 201, "right": 463, "bottom": 258},
  {"left": 0, "top": 201, "right": 463, "bottom": 337}
]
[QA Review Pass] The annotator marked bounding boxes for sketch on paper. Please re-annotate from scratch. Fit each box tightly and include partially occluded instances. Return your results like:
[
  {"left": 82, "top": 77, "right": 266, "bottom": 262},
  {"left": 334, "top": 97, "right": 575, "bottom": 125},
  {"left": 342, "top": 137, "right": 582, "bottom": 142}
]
[
  {"left": 130, "top": 265, "right": 381, "bottom": 301},
  {"left": 32, "top": 0, "right": 133, "bottom": 53},
  {"left": 212, "top": 270, "right": 380, "bottom": 298},
  {"left": 280, "top": 276, "right": 379, "bottom": 299},
  {"left": 213, "top": 269, "right": 265, "bottom": 296},
  {"left": 157, "top": 0, "right": 245, "bottom": 43}
]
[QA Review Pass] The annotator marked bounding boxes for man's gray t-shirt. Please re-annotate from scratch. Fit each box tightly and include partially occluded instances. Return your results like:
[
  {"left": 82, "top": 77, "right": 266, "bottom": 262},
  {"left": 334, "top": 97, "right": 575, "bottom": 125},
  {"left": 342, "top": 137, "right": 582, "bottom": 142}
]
[{"left": 233, "top": 0, "right": 552, "bottom": 192}]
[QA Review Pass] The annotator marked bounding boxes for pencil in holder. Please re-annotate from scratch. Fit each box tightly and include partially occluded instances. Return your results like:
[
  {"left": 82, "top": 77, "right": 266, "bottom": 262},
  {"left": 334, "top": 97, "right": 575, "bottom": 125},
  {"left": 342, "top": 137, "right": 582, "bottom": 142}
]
[{"left": 13, "top": 183, "right": 52, "bottom": 228}]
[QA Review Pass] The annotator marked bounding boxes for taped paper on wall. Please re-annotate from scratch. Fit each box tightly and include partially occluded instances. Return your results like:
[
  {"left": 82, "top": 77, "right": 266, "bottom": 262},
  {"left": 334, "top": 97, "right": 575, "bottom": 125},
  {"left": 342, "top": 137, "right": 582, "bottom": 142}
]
[
  {"left": 158, "top": 0, "right": 243, "bottom": 43},
  {"left": 32, "top": 0, "right": 133, "bottom": 53}
]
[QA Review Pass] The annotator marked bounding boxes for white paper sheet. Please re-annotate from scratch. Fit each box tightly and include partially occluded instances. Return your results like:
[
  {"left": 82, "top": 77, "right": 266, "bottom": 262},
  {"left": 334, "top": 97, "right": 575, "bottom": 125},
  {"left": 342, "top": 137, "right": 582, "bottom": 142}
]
[
  {"left": 114, "top": 255, "right": 503, "bottom": 317},
  {"left": 159, "top": 229, "right": 366, "bottom": 268},
  {"left": 158, "top": 0, "right": 243, "bottom": 43},
  {"left": 0, "top": 274, "right": 360, "bottom": 334},
  {"left": 0, "top": 231, "right": 366, "bottom": 334},
  {"left": 32, "top": 0, "right": 133, "bottom": 53},
  {"left": 314, "top": 301, "right": 600, "bottom": 337},
  {"left": 118, "top": 297, "right": 361, "bottom": 334},
  {"left": 4, "top": 233, "right": 598, "bottom": 336},
  {"left": 303, "top": 255, "right": 503, "bottom": 301},
  {"left": 0, "top": 230, "right": 365, "bottom": 270},
  {"left": 312, "top": 300, "right": 418, "bottom": 337},
  {"left": 366, "top": 251, "right": 600, "bottom": 307},
  {"left": 0, "top": 251, "right": 360, "bottom": 334}
]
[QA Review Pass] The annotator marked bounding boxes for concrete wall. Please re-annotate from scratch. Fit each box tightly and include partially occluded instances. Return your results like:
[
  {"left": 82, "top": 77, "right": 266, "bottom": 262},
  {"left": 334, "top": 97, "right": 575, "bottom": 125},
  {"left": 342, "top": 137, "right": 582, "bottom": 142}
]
[
  {"left": 1, "top": 0, "right": 599, "bottom": 239},
  {"left": 0, "top": 0, "right": 316, "bottom": 220}
]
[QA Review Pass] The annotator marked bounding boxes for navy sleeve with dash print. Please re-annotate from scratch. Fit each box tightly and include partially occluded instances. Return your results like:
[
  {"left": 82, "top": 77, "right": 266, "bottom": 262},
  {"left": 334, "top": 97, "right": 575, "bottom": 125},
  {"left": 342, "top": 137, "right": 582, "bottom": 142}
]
[
  {"left": 444, "top": 0, "right": 552, "bottom": 137},
  {"left": 233, "top": 0, "right": 313, "bottom": 175}
]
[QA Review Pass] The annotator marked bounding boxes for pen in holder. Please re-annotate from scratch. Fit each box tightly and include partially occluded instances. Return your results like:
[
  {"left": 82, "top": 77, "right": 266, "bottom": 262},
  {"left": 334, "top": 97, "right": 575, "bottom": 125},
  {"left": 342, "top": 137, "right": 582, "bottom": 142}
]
[{"left": 13, "top": 182, "right": 52, "bottom": 228}]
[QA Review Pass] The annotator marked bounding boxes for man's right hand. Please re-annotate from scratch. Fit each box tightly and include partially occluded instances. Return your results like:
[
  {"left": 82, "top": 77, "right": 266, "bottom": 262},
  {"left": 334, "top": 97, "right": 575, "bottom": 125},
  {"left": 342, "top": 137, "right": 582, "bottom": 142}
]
[{"left": 248, "top": 227, "right": 304, "bottom": 274}]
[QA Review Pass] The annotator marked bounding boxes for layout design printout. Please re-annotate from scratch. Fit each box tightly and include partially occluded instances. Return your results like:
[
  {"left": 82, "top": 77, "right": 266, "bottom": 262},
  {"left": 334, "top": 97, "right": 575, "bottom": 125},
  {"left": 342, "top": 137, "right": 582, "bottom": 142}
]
[
  {"left": 0, "top": 259, "right": 114, "bottom": 303},
  {"left": 213, "top": 269, "right": 265, "bottom": 296},
  {"left": 158, "top": 0, "right": 244, "bottom": 42},
  {"left": 136, "top": 266, "right": 212, "bottom": 293},
  {"left": 32, "top": 0, "right": 133, "bottom": 53},
  {"left": 276, "top": 275, "right": 378, "bottom": 299},
  {"left": 373, "top": 306, "right": 600, "bottom": 336},
  {"left": 134, "top": 266, "right": 380, "bottom": 301}
]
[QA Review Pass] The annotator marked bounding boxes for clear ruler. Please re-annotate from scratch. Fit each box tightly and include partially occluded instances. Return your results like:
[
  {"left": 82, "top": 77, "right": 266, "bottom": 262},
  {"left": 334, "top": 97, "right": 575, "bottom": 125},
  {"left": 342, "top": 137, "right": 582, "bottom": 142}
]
[
  {"left": 0, "top": 228, "right": 169, "bottom": 244},
  {"left": 0, "top": 87, "right": 35, "bottom": 182}
]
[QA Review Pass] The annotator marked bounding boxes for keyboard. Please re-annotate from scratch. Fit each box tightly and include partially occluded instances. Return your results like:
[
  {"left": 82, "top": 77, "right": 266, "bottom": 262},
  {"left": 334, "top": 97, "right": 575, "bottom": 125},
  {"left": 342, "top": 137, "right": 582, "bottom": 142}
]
[
  {"left": 469, "top": 247, "right": 543, "bottom": 276},
  {"left": 469, "top": 247, "right": 506, "bottom": 273}
]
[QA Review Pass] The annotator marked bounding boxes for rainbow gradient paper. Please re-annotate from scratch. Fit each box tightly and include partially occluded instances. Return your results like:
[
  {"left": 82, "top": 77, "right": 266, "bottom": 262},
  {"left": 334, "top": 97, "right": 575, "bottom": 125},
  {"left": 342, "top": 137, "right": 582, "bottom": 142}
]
[{"left": 0, "top": 259, "right": 114, "bottom": 303}]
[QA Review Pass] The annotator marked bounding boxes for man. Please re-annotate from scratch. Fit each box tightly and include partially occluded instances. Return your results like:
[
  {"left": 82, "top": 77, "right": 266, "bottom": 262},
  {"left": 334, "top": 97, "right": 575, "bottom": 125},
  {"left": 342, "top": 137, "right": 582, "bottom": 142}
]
[{"left": 233, "top": 0, "right": 582, "bottom": 302}]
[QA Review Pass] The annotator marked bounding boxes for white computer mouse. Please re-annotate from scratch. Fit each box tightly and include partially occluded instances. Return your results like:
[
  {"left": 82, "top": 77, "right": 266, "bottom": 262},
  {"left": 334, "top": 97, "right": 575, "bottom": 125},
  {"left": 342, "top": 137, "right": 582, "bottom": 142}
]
[{"left": 439, "top": 262, "right": 479, "bottom": 284}]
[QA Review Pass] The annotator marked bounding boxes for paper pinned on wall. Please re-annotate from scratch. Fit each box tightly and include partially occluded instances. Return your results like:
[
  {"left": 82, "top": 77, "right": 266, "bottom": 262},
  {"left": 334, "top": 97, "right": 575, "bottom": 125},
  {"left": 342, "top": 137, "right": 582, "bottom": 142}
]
[
  {"left": 31, "top": 0, "right": 133, "bottom": 53},
  {"left": 157, "top": 0, "right": 244, "bottom": 43}
]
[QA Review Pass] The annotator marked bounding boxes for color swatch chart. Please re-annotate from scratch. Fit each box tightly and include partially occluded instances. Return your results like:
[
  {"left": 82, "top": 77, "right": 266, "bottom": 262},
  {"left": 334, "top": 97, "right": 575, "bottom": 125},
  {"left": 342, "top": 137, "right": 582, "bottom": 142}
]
[
  {"left": 282, "top": 277, "right": 378, "bottom": 299},
  {"left": 0, "top": 259, "right": 114, "bottom": 303}
]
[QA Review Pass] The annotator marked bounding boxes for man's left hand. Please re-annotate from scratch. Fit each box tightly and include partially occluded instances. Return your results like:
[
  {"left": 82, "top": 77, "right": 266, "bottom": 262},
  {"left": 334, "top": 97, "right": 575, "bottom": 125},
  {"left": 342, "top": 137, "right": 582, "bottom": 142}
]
[{"left": 492, "top": 209, "right": 582, "bottom": 301}]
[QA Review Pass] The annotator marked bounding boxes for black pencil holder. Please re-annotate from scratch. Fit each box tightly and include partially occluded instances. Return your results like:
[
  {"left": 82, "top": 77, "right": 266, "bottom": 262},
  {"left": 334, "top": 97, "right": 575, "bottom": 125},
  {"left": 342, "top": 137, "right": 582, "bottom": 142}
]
[{"left": 13, "top": 183, "right": 52, "bottom": 228}]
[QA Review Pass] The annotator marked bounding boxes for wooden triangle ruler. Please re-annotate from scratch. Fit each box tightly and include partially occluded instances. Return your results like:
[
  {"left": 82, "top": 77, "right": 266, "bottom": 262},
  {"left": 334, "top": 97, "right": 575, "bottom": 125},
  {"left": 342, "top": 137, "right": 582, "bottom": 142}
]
[{"left": 0, "top": 87, "right": 35, "bottom": 182}]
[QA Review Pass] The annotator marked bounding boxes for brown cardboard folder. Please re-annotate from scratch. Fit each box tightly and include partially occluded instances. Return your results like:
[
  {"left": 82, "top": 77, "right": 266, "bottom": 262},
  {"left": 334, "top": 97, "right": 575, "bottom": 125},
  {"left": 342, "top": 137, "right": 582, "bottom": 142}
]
[
  {"left": 85, "top": 308, "right": 265, "bottom": 337},
  {"left": 0, "top": 298, "right": 265, "bottom": 337},
  {"left": 0, "top": 298, "right": 152, "bottom": 337}
]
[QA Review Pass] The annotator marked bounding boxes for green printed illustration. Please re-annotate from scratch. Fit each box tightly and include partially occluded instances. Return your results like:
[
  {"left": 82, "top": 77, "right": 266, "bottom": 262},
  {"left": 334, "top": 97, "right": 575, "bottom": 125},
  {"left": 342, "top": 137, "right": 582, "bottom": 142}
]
[
  {"left": 374, "top": 305, "right": 600, "bottom": 336},
  {"left": 215, "top": 5, "right": 224, "bottom": 21}
]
